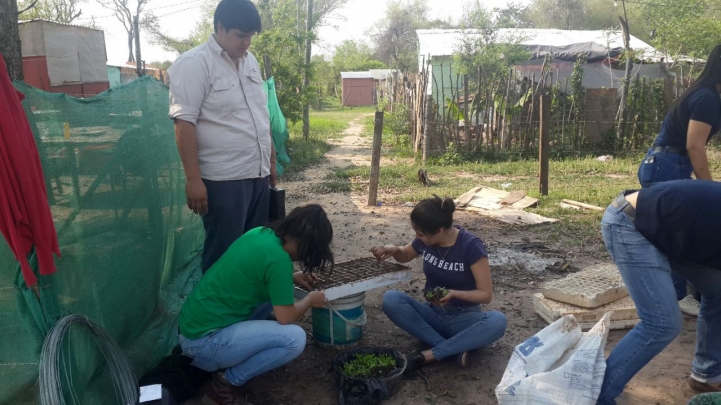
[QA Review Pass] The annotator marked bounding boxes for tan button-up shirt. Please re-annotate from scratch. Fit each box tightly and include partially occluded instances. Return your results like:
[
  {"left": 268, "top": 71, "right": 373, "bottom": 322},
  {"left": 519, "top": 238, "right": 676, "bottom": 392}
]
[{"left": 168, "top": 35, "right": 271, "bottom": 181}]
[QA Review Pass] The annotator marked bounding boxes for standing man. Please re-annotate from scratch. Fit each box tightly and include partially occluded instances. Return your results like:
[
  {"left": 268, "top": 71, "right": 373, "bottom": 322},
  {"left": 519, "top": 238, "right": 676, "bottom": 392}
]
[{"left": 168, "top": 0, "right": 277, "bottom": 273}]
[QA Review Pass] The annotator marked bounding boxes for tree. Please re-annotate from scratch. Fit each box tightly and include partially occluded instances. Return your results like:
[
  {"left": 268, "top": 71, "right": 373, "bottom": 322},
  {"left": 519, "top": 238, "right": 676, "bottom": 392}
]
[
  {"left": 454, "top": 5, "right": 529, "bottom": 82},
  {"left": 312, "top": 54, "right": 335, "bottom": 98},
  {"left": 18, "top": 0, "right": 85, "bottom": 24},
  {"left": 0, "top": 0, "right": 22, "bottom": 80},
  {"left": 100, "top": 0, "right": 151, "bottom": 63},
  {"left": 143, "top": 1, "right": 213, "bottom": 55},
  {"left": 371, "top": 0, "right": 433, "bottom": 72},
  {"left": 493, "top": 2, "right": 533, "bottom": 29},
  {"left": 332, "top": 40, "right": 385, "bottom": 73},
  {"left": 528, "top": 0, "right": 588, "bottom": 30},
  {"left": 634, "top": 0, "right": 721, "bottom": 58}
]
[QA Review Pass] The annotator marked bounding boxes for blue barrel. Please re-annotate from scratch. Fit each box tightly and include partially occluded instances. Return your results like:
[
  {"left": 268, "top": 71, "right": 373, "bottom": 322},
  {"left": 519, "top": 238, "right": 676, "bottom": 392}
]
[{"left": 312, "top": 292, "right": 366, "bottom": 349}]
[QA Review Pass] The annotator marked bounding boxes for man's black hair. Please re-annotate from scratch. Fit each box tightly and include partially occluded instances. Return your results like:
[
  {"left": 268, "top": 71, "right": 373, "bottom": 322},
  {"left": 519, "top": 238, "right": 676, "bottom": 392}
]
[
  {"left": 214, "top": 0, "right": 262, "bottom": 34},
  {"left": 271, "top": 204, "right": 334, "bottom": 274}
]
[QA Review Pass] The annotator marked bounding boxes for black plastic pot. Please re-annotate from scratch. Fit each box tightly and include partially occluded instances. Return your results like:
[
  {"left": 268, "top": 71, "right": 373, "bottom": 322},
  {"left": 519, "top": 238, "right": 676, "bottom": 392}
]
[{"left": 332, "top": 346, "right": 407, "bottom": 405}]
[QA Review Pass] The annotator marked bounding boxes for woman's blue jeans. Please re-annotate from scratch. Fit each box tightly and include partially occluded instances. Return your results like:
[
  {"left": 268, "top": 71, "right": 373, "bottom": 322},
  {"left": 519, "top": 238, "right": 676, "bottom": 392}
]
[
  {"left": 598, "top": 203, "right": 721, "bottom": 404},
  {"left": 178, "top": 302, "right": 306, "bottom": 386},
  {"left": 381, "top": 290, "right": 507, "bottom": 360},
  {"left": 637, "top": 147, "right": 693, "bottom": 188},
  {"left": 637, "top": 146, "right": 695, "bottom": 300}
]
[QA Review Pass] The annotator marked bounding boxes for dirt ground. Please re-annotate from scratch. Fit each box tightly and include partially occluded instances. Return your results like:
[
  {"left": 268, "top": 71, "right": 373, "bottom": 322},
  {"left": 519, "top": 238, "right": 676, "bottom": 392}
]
[{"left": 185, "top": 115, "right": 700, "bottom": 405}]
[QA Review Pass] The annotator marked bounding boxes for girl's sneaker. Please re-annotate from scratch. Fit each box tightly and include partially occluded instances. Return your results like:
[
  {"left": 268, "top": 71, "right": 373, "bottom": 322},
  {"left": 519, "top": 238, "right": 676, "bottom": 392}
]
[
  {"left": 456, "top": 351, "right": 470, "bottom": 368},
  {"left": 679, "top": 295, "right": 700, "bottom": 317}
]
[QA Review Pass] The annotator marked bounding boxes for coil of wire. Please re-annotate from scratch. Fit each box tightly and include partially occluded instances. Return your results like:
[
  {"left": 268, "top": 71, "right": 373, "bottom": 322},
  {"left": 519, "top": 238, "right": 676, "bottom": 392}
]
[{"left": 39, "top": 314, "right": 139, "bottom": 405}]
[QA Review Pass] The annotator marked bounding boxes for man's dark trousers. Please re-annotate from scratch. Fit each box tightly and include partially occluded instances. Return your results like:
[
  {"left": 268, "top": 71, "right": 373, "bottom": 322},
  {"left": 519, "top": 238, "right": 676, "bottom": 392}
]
[{"left": 201, "top": 176, "right": 269, "bottom": 273}]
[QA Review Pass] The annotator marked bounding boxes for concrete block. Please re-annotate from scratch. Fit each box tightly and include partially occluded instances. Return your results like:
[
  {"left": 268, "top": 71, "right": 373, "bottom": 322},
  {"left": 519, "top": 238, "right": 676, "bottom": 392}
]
[{"left": 541, "top": 263, "right": 627, "bottom": 308}]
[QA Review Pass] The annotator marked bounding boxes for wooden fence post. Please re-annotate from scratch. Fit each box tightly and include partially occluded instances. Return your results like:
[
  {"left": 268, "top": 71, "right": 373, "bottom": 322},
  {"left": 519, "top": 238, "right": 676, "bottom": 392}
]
[
  {"left": 463, "top": 74, "right": 470, "bottom": 151},
  {"left": 422, "top": 95, "right": 433, "bottom": 163},
  {"left": 539, "top": 94, "right": 550, "bottom": 196},
  {"left": 368, "top": 111, "right": 384, "bottom": 206}
]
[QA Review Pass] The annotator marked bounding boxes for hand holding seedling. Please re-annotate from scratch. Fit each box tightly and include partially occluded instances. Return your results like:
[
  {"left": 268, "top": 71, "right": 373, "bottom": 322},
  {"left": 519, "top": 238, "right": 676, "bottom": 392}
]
[
  {"left": 425, "top": 287, "right": 450, "bottom": 304},
  {"left": 293, "top": 271, "right": 319, "bottom": 290},
  {"left": 370, "top": 245, "right": 399, "bottom": 263},
  {"left": 437, "top": 289, "right": 455, "bottom": 305}
]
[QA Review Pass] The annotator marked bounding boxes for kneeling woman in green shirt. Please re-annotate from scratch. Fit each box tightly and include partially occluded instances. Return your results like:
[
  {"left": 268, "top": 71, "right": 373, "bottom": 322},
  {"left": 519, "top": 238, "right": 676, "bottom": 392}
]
[{"left": 178, "top": 205, "right": 333, "bottom": 405}]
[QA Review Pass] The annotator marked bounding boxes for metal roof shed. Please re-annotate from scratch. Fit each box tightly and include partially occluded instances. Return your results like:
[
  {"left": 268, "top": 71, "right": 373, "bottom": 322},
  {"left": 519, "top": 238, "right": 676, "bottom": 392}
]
[{"left": 341, "top": 71, "right": 374, "bottom": 106}]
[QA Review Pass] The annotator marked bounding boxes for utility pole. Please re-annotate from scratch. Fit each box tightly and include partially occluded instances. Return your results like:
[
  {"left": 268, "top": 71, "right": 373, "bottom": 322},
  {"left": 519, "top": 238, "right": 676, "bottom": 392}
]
[
  {"left": 302, "top": 0, "right": 313, "bottom": 140},
  {"left": 615, "top": 0, "right": 632, "bottom": 143}
]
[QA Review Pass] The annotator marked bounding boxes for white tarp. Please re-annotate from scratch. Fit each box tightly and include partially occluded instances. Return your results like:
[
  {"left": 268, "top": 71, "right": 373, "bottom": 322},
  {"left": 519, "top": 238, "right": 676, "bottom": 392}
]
[
  {"left": 417, "top": 28, "right": 664, "bottom": 72},
  {"left": 40, "top": 22, "right": 108, "bottom": 86}
]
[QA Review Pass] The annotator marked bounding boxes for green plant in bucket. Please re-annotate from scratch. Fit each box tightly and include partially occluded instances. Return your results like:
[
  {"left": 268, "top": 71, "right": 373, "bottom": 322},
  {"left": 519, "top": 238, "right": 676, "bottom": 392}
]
[{"left": 342, "top": 353, "right": 397, "bottom": 379}]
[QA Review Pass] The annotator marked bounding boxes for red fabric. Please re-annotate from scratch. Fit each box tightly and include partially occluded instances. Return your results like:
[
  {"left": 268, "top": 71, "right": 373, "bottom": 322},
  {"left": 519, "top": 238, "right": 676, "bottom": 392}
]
[{"left": 0, "top": 55, "right": 61, "bottom": 286}]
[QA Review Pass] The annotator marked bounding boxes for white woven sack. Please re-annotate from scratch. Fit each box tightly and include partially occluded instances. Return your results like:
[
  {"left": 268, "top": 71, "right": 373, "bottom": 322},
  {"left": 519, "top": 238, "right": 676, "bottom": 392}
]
[{"left": 495, "top": 312, "right": 611, "bottom": 405}]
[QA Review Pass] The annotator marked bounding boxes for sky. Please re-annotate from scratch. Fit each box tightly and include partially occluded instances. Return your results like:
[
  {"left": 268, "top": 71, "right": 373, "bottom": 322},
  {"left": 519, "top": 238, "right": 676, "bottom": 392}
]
[{"left": 71, "top": 0, "right": 528, "bottom": 65}]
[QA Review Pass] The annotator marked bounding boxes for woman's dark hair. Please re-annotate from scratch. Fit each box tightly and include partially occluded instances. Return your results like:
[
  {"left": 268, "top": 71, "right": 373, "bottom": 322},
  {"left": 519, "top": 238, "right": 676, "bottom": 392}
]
[
  {"left": 410, "top": 195, "right": 455, "bottom": 235},
  {"left": 214, "top": 0, "right": 262, "bottom": 34},
  {"left": 271, "top": 204, "right": 334, "bottom": 274},
  {"left": 668, "top": 44, "right": 721, "bottom": 122}
]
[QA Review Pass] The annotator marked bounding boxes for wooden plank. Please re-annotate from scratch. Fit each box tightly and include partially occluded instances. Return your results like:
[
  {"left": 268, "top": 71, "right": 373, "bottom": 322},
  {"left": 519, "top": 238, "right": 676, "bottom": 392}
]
[
  {"left": 561, "top": 199, "right": 604, "bottom": 212},
  {"left": 466, "top": 207, "right": 557, "bottom": 225},
  {"left": 466, "top": 187, "right": 508, "bottom": 210},
  {"left": 500, "top": 190, "right": 526, "bottom": 205},
  {"left": 559, "top": 202, "right": 581, "bottom": 210},
  {"left": 511, "top": 196, "right": 539, "bottom": 209},
  {"left": 455, "top": 185, "right": 483, "bottom": 207}
]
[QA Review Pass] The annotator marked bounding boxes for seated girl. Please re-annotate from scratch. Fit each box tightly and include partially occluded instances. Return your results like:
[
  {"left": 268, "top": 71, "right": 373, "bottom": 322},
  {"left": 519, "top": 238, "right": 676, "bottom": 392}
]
[
  {"left": 372, "top": 196, "right": 506, "bottom": 370},
  {"left": 178, "top": 204, "right": 333, "bottom": 405}
]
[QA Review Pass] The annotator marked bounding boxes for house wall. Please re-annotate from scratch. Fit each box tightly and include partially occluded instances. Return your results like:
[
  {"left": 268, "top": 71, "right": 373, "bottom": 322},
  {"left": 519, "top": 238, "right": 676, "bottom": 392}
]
[
  {"left": 22, "top": 56, "right": 51, "bottom": 91},
  {"left": 18, "top": 22, "right": 45, "bottom": 56},
  {"left": 41, "top": 22, "right": 108, "bottom": 86},
  {"left": 22, "top": 55, "right": 109, "bottom": 96},
  {"left": 19, "top": 21, "right": 109, "bottom": 97},
  {"left": 429, "top": 57, "right": 461, "bottom": 115},
  {"left": 342, "top": 78, "right": 374, "bottom": 106},
  {"left": 107, "top": 66, "right": 122, "bottom": 88}
]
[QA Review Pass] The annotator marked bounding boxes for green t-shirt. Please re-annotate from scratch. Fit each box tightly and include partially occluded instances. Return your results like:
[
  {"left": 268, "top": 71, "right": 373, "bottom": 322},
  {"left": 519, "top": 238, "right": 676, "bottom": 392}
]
[{"left": 179, "top": 227, "right": 295, "bottom": 339}]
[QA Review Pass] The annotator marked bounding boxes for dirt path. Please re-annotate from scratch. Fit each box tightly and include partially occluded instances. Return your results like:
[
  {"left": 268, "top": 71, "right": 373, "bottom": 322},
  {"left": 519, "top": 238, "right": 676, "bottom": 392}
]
[{"left": 185, "top": 113, "right": 700, "bottom": 405}]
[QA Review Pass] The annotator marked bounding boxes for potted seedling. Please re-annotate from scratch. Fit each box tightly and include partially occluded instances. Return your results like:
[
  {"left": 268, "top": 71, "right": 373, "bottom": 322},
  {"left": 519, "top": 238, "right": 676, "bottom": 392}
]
[
  {"left": 425, "top": 287, "right": 449, "bottom": 302},
  {"left": 333, "top": 346, "right": 407, "bottom": 405}
]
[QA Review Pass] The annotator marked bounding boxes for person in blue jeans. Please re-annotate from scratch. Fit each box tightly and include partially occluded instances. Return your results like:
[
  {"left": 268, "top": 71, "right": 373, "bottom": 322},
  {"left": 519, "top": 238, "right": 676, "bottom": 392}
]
[
  {"left": 637, "top": 44, "right": 721, "bottom": 315},
  {"left": 177, "top": 205, "right": 333, "bottom": 405},
  {"left": 372, "top": 196, "right": 507, "bottom": 370},
  {"left": 599, "top": 180, "right": 721, "bottom": 404}
]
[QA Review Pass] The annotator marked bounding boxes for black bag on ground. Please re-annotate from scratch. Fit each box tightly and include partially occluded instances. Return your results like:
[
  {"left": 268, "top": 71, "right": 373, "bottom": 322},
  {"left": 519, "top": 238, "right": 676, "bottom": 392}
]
[
  {"left": 138, "top": 345, "right": 212, "bottom": 403},
  {"left": 332, "top": 346, "right": 407, "bottom": 405}
]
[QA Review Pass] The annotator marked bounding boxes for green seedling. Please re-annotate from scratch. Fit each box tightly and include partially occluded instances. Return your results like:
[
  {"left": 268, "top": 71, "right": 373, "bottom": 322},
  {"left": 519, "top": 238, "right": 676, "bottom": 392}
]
[
  {"left": 341, "top": 353, "right": 397, "bottom": 379},
  {"left": 425, "top": 287, "right": 449, "bottom": 302}
]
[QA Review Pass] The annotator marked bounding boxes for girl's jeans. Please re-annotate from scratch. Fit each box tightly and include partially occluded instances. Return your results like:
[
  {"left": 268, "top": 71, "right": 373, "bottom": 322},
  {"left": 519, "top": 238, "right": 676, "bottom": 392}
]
[
  {"left": 382, "top": 290, "right": 507, "bottom": 360},
  {"left": 598, "top": 202, "right": 721, "bottom": 404},
  {"left": 178, "top": 302, "right": 305, "bottom": 386}
]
